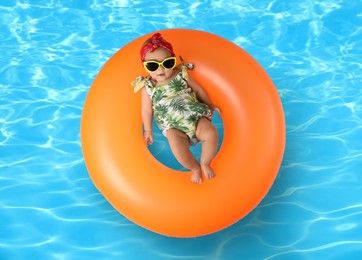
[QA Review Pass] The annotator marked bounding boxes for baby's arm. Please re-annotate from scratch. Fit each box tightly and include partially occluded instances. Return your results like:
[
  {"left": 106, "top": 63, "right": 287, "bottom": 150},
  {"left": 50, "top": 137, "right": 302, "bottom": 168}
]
[
  {"left": 141, "top": 88, "right": 154, "bottom": 145},
  {"left": 187, "top": 73, "right": 221, "bottom": 115}
]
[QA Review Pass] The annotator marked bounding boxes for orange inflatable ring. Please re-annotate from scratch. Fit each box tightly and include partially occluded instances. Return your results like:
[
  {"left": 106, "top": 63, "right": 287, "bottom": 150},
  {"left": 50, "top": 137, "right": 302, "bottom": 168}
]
[{"left": 81, "top": 29, "right": 285, "bottom": 237}]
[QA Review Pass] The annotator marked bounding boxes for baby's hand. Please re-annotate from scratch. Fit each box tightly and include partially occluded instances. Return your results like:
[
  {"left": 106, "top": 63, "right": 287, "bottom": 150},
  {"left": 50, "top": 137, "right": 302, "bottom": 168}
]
[
  {"left": 209, "top": 104, "right": 221, "bottom": 117},
  {"left": 144, "top": 130, "right": 153, "bottom": 145}
]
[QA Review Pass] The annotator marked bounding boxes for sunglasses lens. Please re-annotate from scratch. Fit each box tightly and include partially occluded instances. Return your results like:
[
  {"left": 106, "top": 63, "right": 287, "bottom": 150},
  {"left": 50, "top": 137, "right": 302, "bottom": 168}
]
[
  {"left": 145, "top": 62, "right": 159, "bottom": 72},
  {"left": 162, "top": 58, "right": 176, "bottom": 69},
  {"left": 144, "top": 57, "right": 176, "bottom": 72}
]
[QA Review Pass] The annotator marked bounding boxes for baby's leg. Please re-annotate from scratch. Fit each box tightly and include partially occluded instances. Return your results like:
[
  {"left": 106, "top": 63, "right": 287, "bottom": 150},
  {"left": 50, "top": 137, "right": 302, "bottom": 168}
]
[
  {"left": 166, "top": 129, "right": 202, "bottom": 184},
  {"left": 195, "top": 118, "right": 218, "bottom": 180}
]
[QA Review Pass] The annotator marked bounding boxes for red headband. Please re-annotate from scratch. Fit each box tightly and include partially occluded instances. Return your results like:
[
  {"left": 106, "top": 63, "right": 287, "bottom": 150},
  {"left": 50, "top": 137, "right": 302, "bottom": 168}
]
[{"left": 140, "top": 33, "right": 175, "bottom": 61}]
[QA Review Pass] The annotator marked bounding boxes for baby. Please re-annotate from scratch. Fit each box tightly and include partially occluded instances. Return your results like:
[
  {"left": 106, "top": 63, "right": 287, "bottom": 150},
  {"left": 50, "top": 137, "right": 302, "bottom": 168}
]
[{"left": 132, "top": 33, "right": 220, "bottom": 184}]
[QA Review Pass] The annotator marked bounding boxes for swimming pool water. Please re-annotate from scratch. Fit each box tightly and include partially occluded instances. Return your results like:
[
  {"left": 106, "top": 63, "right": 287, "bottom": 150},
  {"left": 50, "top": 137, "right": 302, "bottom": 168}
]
[{"left": 1, "top": 0, "right": 362, "bottom": 259}]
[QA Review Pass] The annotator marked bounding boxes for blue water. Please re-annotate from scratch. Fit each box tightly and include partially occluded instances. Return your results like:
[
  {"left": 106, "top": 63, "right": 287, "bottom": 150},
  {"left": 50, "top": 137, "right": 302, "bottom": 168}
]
[{"left": 1, "top": 0, "right": 362, "bottom": 259}]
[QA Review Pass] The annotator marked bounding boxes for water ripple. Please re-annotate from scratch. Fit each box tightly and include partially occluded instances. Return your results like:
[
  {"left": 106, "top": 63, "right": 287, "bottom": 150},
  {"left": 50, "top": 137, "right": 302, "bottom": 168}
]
[{"left": 1, "top": 0, "right": 362, "bottom": 259}]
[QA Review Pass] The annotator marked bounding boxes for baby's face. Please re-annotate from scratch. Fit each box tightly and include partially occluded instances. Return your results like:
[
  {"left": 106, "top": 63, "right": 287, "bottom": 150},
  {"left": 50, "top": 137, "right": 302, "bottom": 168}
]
[{"left": 144, "top": 48, "right": 175, "bottom": 85}]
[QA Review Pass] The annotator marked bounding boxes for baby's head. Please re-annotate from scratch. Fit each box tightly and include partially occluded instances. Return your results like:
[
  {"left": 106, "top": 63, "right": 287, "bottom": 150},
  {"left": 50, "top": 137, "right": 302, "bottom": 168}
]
[
  {"left": 140, "top": 33, "right": 177, "bottom": 81},
  {"left": 140, "top": 33, "right": 175, "bottom": 62}
]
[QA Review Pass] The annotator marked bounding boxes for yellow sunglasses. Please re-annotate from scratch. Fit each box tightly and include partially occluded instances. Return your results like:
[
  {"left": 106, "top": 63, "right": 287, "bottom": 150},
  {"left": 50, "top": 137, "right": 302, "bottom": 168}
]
[{"left": 143, "top": 57, "right": 177, "bottom": 72}]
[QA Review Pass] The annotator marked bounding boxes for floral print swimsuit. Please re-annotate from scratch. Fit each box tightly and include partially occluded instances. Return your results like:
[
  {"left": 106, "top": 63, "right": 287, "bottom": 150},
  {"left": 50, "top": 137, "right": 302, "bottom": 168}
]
[{"left": 141, "top": 65, "right": 211, "bottom": 145}]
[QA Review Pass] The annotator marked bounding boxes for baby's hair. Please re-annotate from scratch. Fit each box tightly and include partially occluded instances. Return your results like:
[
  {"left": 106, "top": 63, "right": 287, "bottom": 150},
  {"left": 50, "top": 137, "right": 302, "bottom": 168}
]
[{"left": 141, "top": 38, "right": 152, "bottom": 48}]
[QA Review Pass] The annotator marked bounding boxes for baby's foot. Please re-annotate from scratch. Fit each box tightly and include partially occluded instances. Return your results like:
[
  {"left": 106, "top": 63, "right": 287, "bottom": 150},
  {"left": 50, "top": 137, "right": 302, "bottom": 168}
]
[
  {"left": 190, "top": 168, "right": 202, "bottom": 184},
  {"left": 201, "top": 164, "right": 216, "bottom": 180}
]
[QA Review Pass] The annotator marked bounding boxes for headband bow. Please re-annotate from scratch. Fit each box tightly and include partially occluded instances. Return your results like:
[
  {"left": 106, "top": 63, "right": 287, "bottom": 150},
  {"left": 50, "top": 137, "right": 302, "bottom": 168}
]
[{"left": 140, "top": 33, "right": 175, "bottom": 61}]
